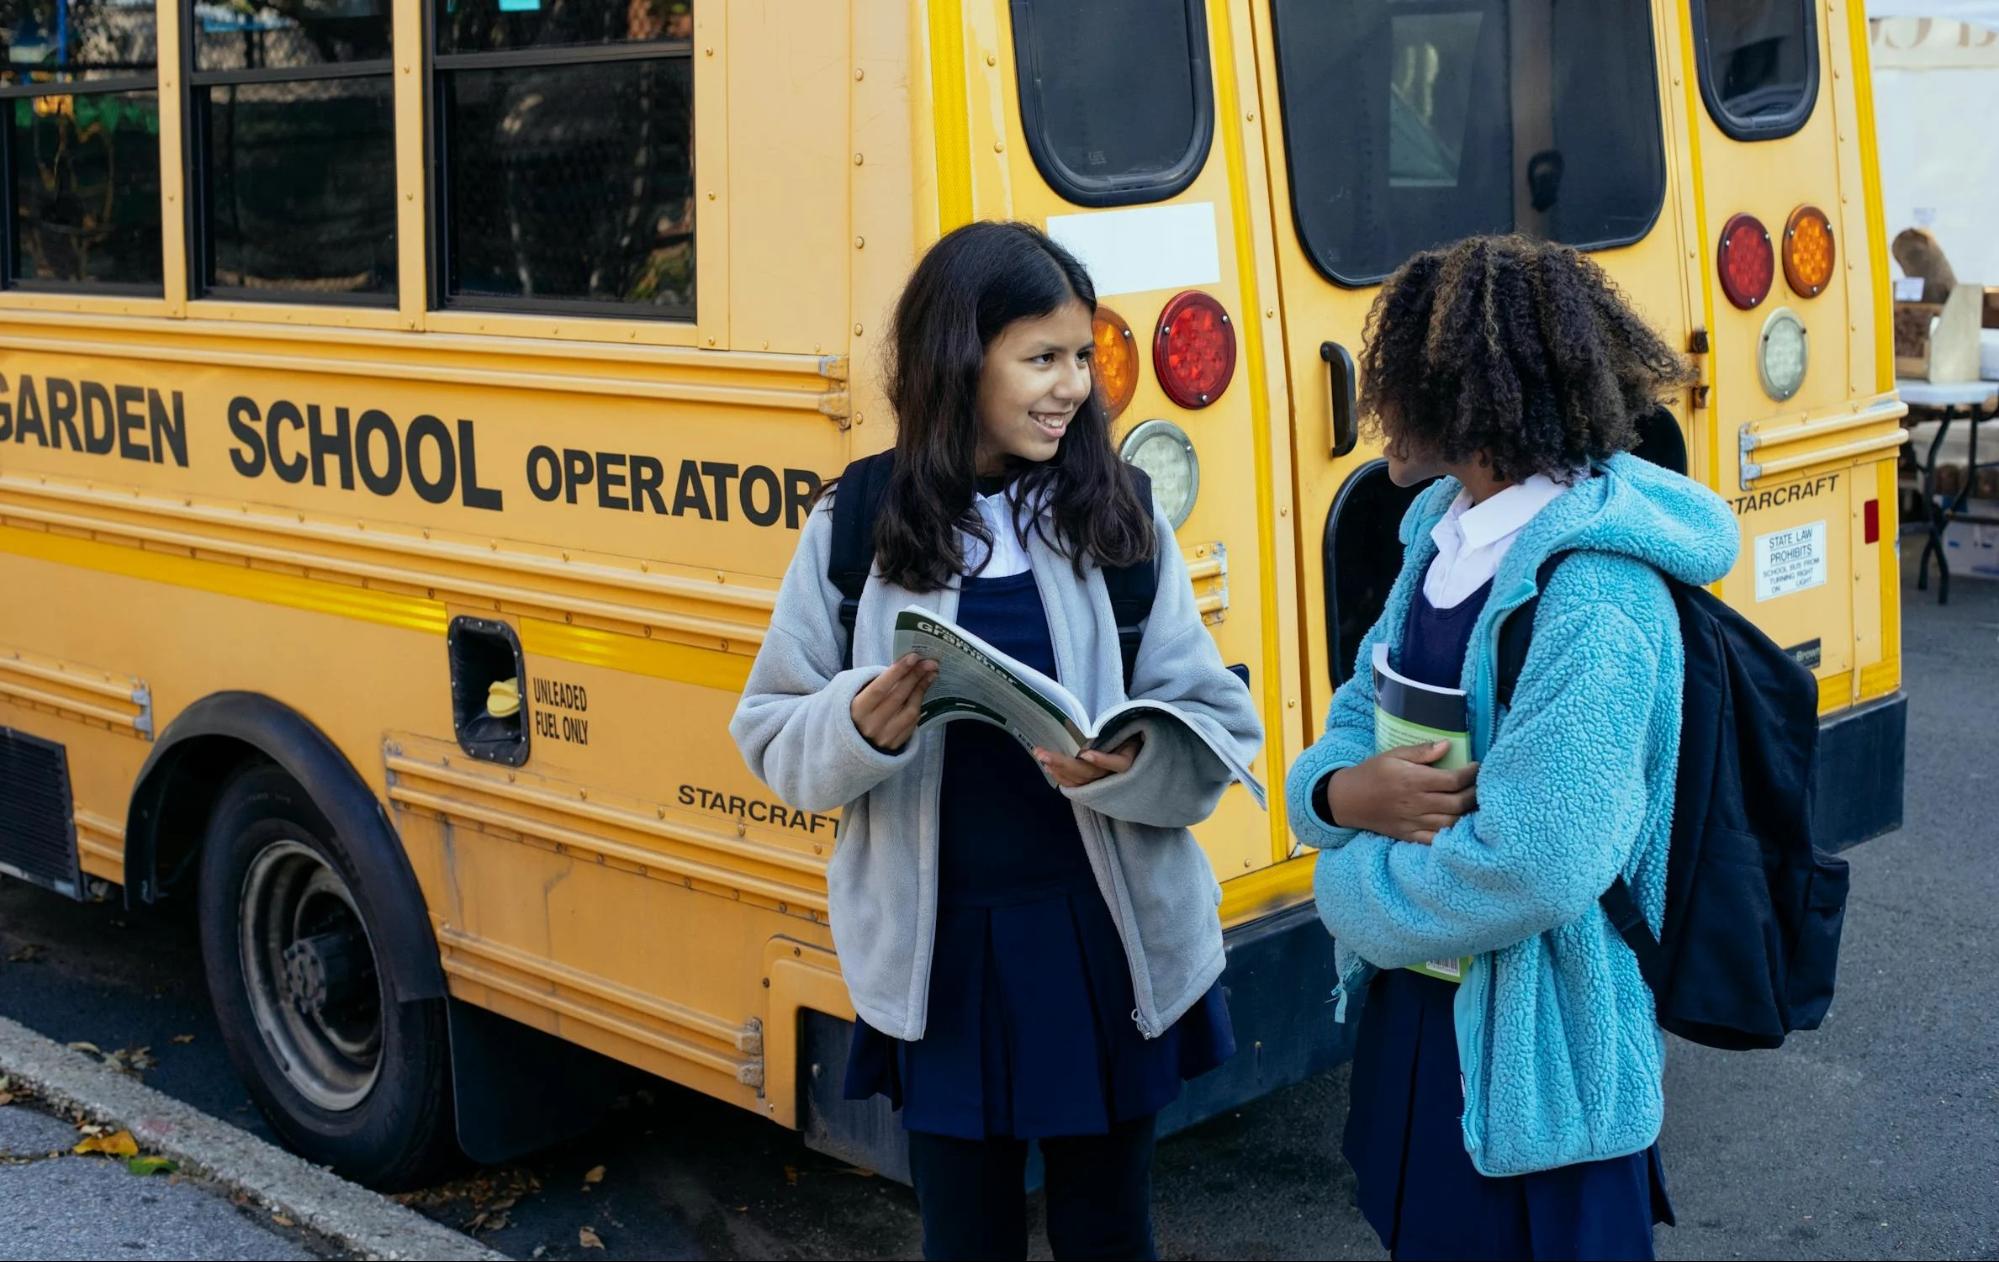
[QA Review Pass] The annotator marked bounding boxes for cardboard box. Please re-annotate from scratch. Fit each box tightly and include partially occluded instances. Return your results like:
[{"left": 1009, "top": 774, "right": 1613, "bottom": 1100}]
[{"left": 1939, "top": 499, "right": 1999, "bottom": 579}]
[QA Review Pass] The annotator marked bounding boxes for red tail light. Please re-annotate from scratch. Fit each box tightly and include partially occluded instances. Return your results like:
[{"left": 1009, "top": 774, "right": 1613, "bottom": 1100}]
[
  {"left": 1864, "top": 498, "right": 1880, "bottom": 545},
  {"left": 1718, "top": 213, "right": 1775, "bottom": 310},
  {"left": 1153, "top": 291, "right": 1236, "bottom": 409}
]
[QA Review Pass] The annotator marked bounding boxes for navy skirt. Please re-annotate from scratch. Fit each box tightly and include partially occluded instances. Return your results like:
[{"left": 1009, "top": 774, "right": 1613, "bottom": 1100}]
[
  {"left": 844, "top": 887, "right": 1234, "bottom": 1140},
  {"left": 1344, "top": 967, "right": 1675, "bottom": 1262}
]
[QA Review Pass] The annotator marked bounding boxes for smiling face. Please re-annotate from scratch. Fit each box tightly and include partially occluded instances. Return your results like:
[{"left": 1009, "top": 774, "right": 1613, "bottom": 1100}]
[{"left": 973, "top": 298, "right": 1096, "bottom": 476}]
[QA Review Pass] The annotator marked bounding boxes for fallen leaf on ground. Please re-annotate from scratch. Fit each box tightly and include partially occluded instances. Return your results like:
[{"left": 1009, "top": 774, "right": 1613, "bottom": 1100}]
[
  {"left": 834, "top": 1165, "right": 877, "bottom": 1178},
  {"left": 582, "top": 1164, "right": 605, "bottom": 1185},
  {"left": 125, "top": 1156, "right": 175, "bottom": 1177},
  {"left": 170, "top": 1034, "right": 195, "bottom": 1045},
  {"left": 65, "top": 1042, "right": 102, "bottom": 1056},
  {"left": 6, "top": 944, "right": 44, "bottom": 963},
  {"left": 271, "top": 1214, "right": 294, "bottom": 1228},
  {"left": 103, "top": 1046, "right": 155, "bottom": 1075},
  {"left": 73, "top": 1130, "right": 139, "bottom": 1157},
  {"left": 0, "top": 1092, "right": 14, "bottom": 1108},
  {"left": 579, "top": 1226, "right": 605, "bottom": 1249},
  {"left": 75, "top": 1122, "right": 107, "bottom": 1137},
  {"left": 783, "top": 1164, "right": 799, "bottom": 1186}
]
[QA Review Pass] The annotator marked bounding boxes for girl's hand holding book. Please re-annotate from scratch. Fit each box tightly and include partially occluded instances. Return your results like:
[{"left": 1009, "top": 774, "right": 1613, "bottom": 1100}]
[
  {"left": 1033, "top": 734, "right": 1144, "bottom": 787},
  {"left": 851, "top": 654, "right": 940, "bottom": 752},
  {"left": 1325, "top": 741, "right": 1479, "bottom": 844}
]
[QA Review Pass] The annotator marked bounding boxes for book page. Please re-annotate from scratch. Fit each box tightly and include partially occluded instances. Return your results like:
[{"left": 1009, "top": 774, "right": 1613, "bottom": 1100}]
[{"left": 1092, "top": 700, "right": 1268, "bottom": 809}]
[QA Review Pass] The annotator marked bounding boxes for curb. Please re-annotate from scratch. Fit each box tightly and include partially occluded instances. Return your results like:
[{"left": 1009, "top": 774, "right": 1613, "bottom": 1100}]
[{"left": 0, "top": 1015, "right": 506, "bottom": 1262}]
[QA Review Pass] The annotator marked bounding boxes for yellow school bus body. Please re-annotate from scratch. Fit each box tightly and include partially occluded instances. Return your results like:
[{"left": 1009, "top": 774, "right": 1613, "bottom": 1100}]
[{"left": 0, "top": 1, "right": 1903, "bottom": 1174}]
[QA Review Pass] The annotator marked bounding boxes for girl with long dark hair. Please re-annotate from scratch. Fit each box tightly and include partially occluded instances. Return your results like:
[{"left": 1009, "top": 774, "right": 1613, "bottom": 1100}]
[{"left": 732, "top": 221, "right": 1261, "bottom": 1260}]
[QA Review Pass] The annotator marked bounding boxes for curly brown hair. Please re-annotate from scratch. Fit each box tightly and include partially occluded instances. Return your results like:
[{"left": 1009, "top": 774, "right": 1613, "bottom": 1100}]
[{"left": 1358, "top": 235, "right": 1694, "bottom": 483}]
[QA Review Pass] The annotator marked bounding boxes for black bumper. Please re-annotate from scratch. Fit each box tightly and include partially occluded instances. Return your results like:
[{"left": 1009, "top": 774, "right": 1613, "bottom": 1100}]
[{"left": 1815, "top": 692, "right": 1907, "bottom": 851}]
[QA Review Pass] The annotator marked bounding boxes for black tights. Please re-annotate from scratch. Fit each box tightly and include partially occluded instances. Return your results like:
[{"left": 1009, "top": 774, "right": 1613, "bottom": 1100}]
[{"left": 905, "top": 1114, "right": 1159, "bottom": 1261}]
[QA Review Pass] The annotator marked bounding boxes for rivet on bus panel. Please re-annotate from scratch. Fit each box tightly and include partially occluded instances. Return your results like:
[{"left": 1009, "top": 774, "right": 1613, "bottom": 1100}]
[
  {"left": 853, "top": 152, "right": 864, "bottom": 165},
  {"left": 993, "top": 141, "right": 1005, "bottom": 153},
  {"left": 854, "top": 68, "right": 865, "bottom": 81},
  {"left": 987, "top": 53, "right": 997, "bottom": 66}
]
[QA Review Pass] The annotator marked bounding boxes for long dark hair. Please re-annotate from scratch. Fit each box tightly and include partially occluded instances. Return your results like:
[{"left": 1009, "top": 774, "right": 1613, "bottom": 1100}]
[{"left": 861, "top": 221, "right": 1153, "bottom": 592}]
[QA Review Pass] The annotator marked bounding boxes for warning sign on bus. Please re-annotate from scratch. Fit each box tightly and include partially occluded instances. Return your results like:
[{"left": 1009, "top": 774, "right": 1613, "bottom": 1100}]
[{"left": 1754, "top": 520, "right": 1828, "bottom": 602}]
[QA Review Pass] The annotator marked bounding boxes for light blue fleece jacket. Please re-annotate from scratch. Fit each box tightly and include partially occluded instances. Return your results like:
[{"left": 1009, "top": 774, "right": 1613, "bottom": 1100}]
[{"left": 1284, "top": 453, "right": 1738, "bottom": 1177}]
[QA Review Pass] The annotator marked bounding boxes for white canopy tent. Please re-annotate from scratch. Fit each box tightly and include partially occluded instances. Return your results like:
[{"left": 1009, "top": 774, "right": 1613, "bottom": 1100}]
[{"left": 1867, "top": 1, "right": 1999, "bottom": 290}]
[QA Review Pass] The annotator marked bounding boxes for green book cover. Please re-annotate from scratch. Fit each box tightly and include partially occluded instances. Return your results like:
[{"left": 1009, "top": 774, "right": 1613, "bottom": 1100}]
[{"left": 1371, "top": 642, "right": 1473, "bottom": 984}]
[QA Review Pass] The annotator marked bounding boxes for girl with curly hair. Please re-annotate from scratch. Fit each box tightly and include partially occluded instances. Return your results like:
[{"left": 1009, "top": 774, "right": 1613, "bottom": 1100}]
[{"left": 1285, "top": 235, "right": 1739, "bottom": 1260}]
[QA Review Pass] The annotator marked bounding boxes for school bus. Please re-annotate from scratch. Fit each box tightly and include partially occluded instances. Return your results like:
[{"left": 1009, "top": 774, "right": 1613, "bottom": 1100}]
[{"left": 0, "top": 0, "right": 1905, "bottom": 1186}]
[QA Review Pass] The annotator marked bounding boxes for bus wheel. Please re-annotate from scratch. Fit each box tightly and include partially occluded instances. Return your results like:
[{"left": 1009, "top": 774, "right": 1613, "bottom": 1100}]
[{"left": 197, "top": 764, "right": 453, "bottom": 1188}]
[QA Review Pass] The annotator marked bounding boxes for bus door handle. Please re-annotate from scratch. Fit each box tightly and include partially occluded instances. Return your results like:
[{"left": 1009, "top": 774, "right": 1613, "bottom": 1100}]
[{"left": 1321, "top": 341, "right": 1359, "bottom": 458}]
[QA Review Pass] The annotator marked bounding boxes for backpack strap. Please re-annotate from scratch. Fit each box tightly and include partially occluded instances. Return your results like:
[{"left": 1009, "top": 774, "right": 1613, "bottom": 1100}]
[
  {"left": 827, "top": 451, "right": 896, "bottom": 671},
  {"left": 1495, "top": 553, "right": 1566, "bottom": 711},
  {"left": 1599, "top": 877, "right": 1666, "bottom": 993},
  {"left": 1494, "top": 551, "right": 1668, "bottom": 986},
  {"left": 1104, "top": 467, "right": 1158, "bottom": 692}
]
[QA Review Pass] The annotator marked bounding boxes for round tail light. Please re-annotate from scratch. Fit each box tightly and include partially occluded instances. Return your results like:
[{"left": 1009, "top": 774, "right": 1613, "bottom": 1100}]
[
  {"left": 1782, "top": 205, "right": 1835, "bottom": 298},
  {"left": 1091, "top": 306, "right": 1139, "bottom": 420},
  {"left": 1152, "top": 292, "right": 1236, "bottom": 409},
  {"left": 1718, "top": 213, "right": 1775, "bottom": 310}
]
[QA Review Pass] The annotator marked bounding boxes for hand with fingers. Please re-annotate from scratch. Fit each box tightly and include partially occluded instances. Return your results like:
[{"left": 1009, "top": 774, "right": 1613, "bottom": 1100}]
[
  {"left": 850, "top": 654, "right": 941, "bottom": 753},
  {"left": 1032, "top": 733, "right": 1144, "bottom": 788},
  {"left": 1322, "top": 740, "right": 1479, "bottom": 844}
]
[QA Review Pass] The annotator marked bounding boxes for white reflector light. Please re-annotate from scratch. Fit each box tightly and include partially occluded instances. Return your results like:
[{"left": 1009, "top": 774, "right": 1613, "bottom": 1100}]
[
  {"left": 1758, "top": 308, "right": 1808, "bottom": 402},
  {"left": 1120, "top": 419, "right": 1200, "bottom": 528}
]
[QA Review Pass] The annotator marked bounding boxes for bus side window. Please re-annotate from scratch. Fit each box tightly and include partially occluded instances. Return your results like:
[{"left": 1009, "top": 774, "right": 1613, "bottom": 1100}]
[
  {"left": 1010, "top": 0, "right": 1215, "bottom": 206},
  {"left": 4, "top": 1, "right": 163, "bottom": 289},
  {"left": 434, "top": 0, "right": 695, "bottom": 318},
  {"left": 1691, "top": 0, "right": 1820, "bottom": 140},
  {"left": 189, "top": 5, "right": 396, "bottom": 302}
]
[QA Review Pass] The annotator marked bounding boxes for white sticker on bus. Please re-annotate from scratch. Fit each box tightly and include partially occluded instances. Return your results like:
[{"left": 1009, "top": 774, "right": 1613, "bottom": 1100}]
[
  {"left": 1755, "top": 520, "right": 1829, "bottom": 602},
  {"left": 1046, "top": 203, "right": 1222, "bottom": 298}
]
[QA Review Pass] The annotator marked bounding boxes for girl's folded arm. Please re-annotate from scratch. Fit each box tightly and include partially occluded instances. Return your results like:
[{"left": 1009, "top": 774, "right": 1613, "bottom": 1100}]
[
  {"left": 1315, "top": 602, "right": 1664, "bottom": 966},
  {"left": 730, "top": 508, "right": 916, "bottom": 814}
]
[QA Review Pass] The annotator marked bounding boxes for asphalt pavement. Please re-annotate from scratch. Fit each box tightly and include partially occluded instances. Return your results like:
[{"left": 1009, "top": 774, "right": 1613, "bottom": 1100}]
[{"left": 0, "top": 539, "right": 1993, "bottom": 1260}]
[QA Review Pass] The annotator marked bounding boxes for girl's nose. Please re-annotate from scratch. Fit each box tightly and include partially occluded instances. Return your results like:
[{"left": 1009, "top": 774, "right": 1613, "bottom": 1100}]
[{"left": 1053, "top": 361, "right": 1090, "bottom": 402}]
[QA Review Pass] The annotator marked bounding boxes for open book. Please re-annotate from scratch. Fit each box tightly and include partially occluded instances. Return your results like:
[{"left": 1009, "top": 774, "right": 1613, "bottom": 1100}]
[
  {"left": 892, "top": 605, "right": 1265, "bottom": 808},
  {"left": 1372, "top": 641, "right": 1472, "bottom": 984}
]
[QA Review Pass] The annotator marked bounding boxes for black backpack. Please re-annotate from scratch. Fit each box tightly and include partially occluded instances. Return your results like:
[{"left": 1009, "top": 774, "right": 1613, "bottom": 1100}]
[
  {"left": 1496, "top": 554, "right": 1850, "bottom": 1050},
  {"left": 825, "top": 452, "right": 1158, "bottom": 688}
]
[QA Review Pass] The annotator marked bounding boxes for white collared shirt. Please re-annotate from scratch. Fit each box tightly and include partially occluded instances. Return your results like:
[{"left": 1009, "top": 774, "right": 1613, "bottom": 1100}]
[
  {"left": 1422, "top": 474, "right": 1574, "bottom": 609},
  {"left": 962, "top": 488, "right": 1033, "bottom": 578}
]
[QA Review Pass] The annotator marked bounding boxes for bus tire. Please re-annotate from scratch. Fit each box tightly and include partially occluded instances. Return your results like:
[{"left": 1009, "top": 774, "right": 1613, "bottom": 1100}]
[{"left": 196, "top": 763, "right": 455, "bottom": 1189}]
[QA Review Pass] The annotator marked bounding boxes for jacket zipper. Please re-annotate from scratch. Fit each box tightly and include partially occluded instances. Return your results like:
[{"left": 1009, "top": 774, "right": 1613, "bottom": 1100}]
[{"left": 1454, "top": 534, "right": 1585, "bottom": 1165}]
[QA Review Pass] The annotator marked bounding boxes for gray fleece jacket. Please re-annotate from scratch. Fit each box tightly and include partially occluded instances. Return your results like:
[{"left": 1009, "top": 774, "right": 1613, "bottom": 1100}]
[{"left": 730, "top": 493, "right": 1264, "bottom": 1042}]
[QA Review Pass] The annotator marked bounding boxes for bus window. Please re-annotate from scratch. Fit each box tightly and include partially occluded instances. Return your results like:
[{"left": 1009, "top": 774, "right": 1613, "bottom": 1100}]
[
  {"left": 1, "top": 0, "right": 161, "bottom": 290},
  {"left": 1270, "top": 0, "right": 1665, "bottom": 285},
  {"left": 1692, "top": 0, "right": 1818, "bottom": 140},
  {"left": 191, "top": 3, "right": 395, "bottom": 301},
  {"left": 1009, "top": 0, "right": 1213, "bottom": 206},
  {"left": 433, "top": 0, "right": 694, "bottom": 317}
]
